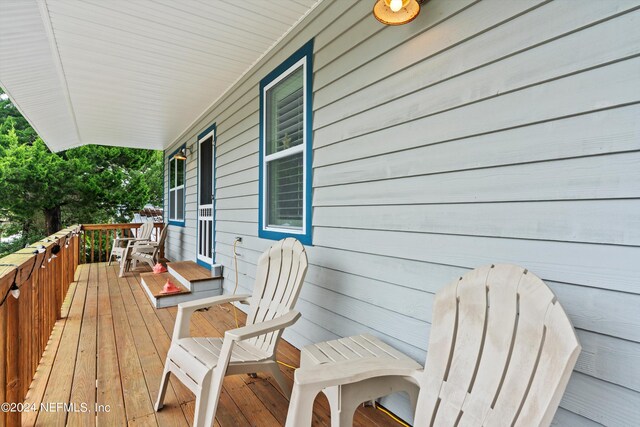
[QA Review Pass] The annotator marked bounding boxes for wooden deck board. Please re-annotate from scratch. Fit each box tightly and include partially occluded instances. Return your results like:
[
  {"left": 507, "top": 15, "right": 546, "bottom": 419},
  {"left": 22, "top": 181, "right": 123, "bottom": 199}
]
[
  {"left": 106, "top": 265, "right": 156, "bottom": 422},
  {"left": 96, "top": 263, "right": 127, "bottom": 425},
  {"left": 24, "top": 263, "right": 406, "bottom": 426},
  {"left": 140, "top": 272, "right": 190, "bottom": 299},
  {"left": 167, "top": 261, "right": 220, "bottom": 282},
  {"left": 67, "top": 263, "right": 97, "bottom": 427}
]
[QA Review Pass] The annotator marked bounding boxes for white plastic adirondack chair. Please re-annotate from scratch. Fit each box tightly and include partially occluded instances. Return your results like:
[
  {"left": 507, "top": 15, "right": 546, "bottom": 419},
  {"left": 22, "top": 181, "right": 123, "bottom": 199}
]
[
  {"left": 119, "top": 225, "right": 168, "bottom": 276},
  {"left": 108, "top": 221, "right": 154, "bottom": 265},
  {"left": 156, "top": 238, "right": 309, "bottom": 427},
  {"left": 286, "top": 264, "right": 581, "bottom": 427}
]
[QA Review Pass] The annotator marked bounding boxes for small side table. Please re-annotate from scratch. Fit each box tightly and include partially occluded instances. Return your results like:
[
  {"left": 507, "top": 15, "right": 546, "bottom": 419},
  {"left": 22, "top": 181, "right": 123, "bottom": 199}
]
[{"left": 288, "top": 333, "right": 422, "bottom": 426}]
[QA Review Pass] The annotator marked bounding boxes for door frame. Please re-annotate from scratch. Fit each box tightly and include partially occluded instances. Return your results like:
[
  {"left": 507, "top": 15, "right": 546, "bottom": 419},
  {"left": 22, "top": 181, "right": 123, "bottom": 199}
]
[{"left": 196, "top": 123, "right": 216, "bottom": 268}]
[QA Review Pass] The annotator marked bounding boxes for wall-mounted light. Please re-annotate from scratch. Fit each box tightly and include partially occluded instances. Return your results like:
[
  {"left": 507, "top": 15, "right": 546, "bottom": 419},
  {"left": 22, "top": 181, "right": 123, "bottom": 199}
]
[
  {"left": 373, "top": 0, "right": 424, "bottom": 25},
  {"left": 172, "top": 146, "right": 192, "bottom": 161}
]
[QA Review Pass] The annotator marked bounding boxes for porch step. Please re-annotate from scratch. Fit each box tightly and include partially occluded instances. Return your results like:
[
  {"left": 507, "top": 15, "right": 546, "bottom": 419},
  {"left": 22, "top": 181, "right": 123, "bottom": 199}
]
[
  {"left": 139, "top": 271, "right": 221, "bottom": 309},
  {"left": 167, "top": 261, "right": 222, "bottom": 292}
]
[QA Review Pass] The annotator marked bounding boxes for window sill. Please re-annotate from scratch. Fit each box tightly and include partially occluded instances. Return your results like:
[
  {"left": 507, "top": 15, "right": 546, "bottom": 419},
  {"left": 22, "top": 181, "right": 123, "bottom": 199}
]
[{"left": 259, "top": 227, "right": 311, "bottom": 245}]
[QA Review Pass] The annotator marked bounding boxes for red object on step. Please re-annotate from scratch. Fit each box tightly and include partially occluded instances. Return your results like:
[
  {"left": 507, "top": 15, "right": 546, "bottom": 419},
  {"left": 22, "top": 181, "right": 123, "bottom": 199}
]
[
  {"left": 153, "top": 263, "right": 167, "bottom": 274},
  {"left": 161, "top": 279, "right": 181, "bottom": 294}
]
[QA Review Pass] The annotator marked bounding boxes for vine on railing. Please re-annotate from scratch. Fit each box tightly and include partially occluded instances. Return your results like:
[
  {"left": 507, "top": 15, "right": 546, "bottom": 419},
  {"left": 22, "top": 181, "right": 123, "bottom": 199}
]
[
  {"left": 79, "top": 223, "right": 164, "bottom": 264},
  {"left": 0, "top": 225, "right": 80, "bottom": 426}
]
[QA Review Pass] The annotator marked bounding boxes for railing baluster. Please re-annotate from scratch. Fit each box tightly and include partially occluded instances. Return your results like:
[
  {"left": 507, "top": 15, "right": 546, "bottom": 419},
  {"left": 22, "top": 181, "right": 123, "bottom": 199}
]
[
  {"left": 90, "top": 230, "right": 95, "bottom": 263},
  {"left": 106, "top": 230, "right": 110, "bottom": 264}
]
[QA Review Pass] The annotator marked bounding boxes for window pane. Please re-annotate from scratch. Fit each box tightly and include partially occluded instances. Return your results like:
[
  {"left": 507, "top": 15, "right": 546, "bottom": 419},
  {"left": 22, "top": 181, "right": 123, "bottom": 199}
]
[
  {"left": 267, "top": 152, "right": 303, "bottom": 228},
  {"left": 170, "top": 159, "right": 176, "bottom": 188},
  {"left": 265, "top": 66, "right": 303, "bottom": 155},
  {"left": 169, "top": 189, "right": 176, "bottom": 219},
  {"left": 176, "top": 187, "right": 184, "bottom": 220},
  {"left": 176, "top": 157, "right": 185, "bottom": 187},
  {"left": 200, "top": 137, "right": 213, "bottom": 205}
]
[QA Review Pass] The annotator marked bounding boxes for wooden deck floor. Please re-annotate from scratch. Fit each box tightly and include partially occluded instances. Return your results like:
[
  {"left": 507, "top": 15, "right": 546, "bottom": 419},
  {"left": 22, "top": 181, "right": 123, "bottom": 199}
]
[{"left": 23, "top": 263, "right": 400, "bottom": 427}]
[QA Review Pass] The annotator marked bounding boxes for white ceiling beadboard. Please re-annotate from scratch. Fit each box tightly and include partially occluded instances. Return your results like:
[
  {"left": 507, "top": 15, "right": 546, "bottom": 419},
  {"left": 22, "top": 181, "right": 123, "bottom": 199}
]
[{"left": 0, "top": 0, "right": 319, "bottom": 152}]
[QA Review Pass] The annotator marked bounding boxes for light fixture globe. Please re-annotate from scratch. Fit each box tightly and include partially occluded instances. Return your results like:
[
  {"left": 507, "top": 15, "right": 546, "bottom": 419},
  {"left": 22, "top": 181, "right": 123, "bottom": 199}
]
[
  {"left": 373, "top": 0, "right": 421, "bottom": 26},
  {"left": 172, "top": 148, "right": 187, "bottom": 161}
]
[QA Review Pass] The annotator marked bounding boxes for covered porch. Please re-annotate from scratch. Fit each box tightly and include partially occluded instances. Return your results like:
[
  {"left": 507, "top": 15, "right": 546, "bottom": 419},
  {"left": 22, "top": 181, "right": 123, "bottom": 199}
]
[
  {"left": 1, "top": 0, "right": 639, "bottom": 425},
  {"left": 22, "top": 260, "right": 396, "bottom": 427}
]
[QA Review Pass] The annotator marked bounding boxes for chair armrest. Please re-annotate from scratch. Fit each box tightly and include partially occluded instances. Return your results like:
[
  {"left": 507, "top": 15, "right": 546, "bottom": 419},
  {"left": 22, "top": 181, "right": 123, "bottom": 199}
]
[
  {"left": 126, "top": 238, "right": 152, "bottom": 248},
  {"left": 178, "top": 294, "right": 252, "bottom": 313},
  {"left": 112, "top": 237, "right": 135, "bottom": 248},
  {"left": 131, "top": 244, "right": 155, "bottom": 252},
  {"left": 173, "top": 294, "right": 252, "bottom": 340},
  {"left": 293, "top": 357, "right": 423, "bottom": 388},
  {"left": 225, "top": 311, "right": 301, "bottom": 342}
]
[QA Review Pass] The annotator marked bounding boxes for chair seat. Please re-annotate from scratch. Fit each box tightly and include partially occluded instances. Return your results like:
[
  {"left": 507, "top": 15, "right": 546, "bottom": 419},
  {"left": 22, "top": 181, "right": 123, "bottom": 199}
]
[
  {"left": 174, "top": 337, "right": 271, "bottom": 370},
  {"left": 156, "top": 238, "right": 309, "bottom": 427}
]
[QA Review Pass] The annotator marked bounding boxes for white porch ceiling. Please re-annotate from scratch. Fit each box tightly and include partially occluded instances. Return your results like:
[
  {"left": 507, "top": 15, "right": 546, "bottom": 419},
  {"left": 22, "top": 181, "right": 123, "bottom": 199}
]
[{"left": 0, "top": 0, "right": 319, "bottom": 152}]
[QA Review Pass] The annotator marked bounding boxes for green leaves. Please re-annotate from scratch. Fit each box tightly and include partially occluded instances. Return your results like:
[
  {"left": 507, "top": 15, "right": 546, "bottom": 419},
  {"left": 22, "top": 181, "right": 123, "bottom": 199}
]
[{"left": 0, "top": 87, "right": 163, "bottom": 242}]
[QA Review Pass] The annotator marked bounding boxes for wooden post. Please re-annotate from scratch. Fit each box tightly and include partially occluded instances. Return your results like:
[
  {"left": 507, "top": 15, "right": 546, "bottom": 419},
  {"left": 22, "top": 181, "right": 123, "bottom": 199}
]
[
  {"left": 0, "top": 301, "right": 6, "bottom": 427},
  {"left": 80, "top": 230, "right": 85, "bottom": 265},
  {"left": 5, "top": 289, "right": 20, "bottom": 426}
]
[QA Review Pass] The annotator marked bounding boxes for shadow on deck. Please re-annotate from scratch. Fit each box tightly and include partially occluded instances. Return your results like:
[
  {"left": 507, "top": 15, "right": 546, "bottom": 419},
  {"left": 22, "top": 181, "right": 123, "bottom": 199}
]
[{"left": 23, "top": 263, "right": 399, "bottom": 426}]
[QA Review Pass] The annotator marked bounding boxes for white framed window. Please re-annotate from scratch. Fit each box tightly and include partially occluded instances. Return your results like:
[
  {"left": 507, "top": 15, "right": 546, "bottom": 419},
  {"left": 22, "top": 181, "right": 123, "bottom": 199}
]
[
  {"left": 259, "top": 40, "right": 313, "bottom": 245},
  {"left": 168, "top": 146, "right": 186, "bottom": 225}
]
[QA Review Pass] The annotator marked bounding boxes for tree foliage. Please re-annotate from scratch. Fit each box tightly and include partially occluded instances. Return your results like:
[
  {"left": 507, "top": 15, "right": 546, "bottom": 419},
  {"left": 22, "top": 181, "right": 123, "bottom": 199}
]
[{"left": 0, "top": 87, "right": 163, "bottom": 256}]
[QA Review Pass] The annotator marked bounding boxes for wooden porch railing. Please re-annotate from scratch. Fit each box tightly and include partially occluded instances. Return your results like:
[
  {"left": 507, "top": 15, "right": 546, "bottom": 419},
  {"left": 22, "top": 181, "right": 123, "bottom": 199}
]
[
  {"left": 0, "top": 225, "right": 80, "bottom": 426},
  {"left": 79, "top": 223, "right": 165, "bottom": 264}
]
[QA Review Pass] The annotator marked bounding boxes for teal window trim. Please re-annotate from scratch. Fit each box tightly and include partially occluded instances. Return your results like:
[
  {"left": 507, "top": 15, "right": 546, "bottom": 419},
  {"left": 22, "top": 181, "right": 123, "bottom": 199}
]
[
  {"left": 258, "top": 39, "right": 313, "bottom": 245},
  {"left": 167, "top": 143, "right": 186, "bottom": 227}
]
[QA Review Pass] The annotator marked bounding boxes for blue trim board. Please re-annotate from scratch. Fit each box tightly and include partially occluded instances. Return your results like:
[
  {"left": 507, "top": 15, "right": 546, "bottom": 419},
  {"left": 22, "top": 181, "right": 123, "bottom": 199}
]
[
  {"left": 258, "top": 39, "right": 314, "bottom": 246},
  {"left": 196, "top": 123, "right": 217, "bottom": 267},
  {"left": 198, "top": 122, "right": 217, "bottom": 140},
  {"left": 197, "top": 258, "right": 212, "bottom": 269},
  {"left": 167, "top": 143, "right": 186, "bottom": 227}
]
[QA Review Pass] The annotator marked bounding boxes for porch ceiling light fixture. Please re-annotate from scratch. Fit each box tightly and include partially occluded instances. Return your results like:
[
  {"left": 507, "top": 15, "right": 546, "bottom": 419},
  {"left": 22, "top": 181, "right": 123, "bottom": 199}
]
[
  {"left": 373, "top": 0, "right": 422, "bottom": 25},
  {"left": 172, "top": 146, "right": 191, "bottom": 161}
]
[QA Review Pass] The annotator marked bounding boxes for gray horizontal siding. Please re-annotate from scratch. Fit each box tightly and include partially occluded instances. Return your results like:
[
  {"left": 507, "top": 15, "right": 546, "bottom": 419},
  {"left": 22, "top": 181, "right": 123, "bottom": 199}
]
[{"left": 163, "top": 0, "right": 640, "bottom": 424}]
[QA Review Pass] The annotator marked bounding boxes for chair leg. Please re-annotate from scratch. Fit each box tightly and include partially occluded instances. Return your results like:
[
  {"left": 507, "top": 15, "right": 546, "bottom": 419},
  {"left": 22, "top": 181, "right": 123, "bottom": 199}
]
[
  {"left": 266, "top": 361, "right": 292, "bottom": 398},
  {"left": 155, "top": 363, "right": 172, "bottom": 411},
  {"left": 323, "top": 386, "right": 342, "bottom": 427},
  {"left": 108, "top": 249, "right": 118, "bottom": 266},
  {"left": 337, "top": 384, "right": 368, "bottom": 427},
  {"left": 285, "top": 383, "right": 321, "bottom": 427},
  {"left": 192, "top": 371, "right": 211, "bottom": 427},
  {"left": 193, "top": 370, "right": 224, "bottom": 427}
]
